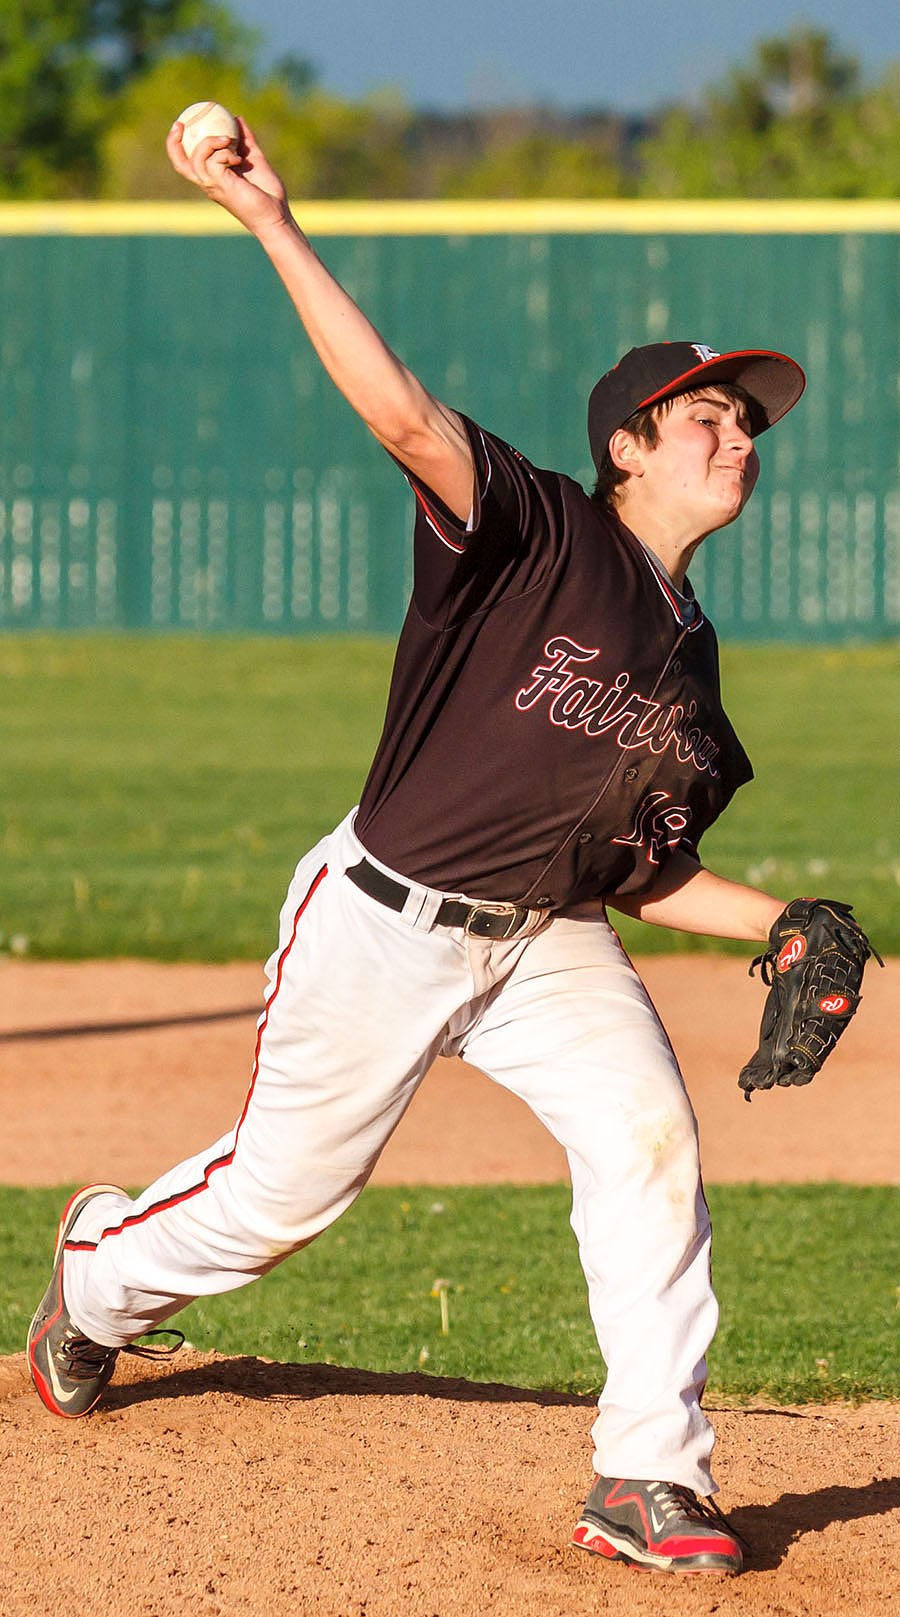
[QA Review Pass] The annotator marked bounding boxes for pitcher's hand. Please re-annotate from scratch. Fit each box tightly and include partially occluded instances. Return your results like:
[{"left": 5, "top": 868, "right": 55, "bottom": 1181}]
[{"left": 167, "top": 117, "right": 290, "bottom": 237}]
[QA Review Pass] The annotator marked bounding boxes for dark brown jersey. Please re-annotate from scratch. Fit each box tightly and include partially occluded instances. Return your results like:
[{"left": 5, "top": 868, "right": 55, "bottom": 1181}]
[{"left": 355, "top": 417, "right": 752, "bottom": 908}]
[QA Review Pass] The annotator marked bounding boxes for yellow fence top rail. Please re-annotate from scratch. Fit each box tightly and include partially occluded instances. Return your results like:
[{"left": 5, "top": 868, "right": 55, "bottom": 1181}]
[{"left": 3, "top": 199, "right": 900, "bottom": 236}]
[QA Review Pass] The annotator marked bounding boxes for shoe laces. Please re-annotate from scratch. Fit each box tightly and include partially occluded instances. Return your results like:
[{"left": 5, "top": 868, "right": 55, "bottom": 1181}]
[
  {"left": 57, "top": 1325, "right": 185, "bottom": 1380},
  {"left": 56, "top": 1325, "right": 118, "bottom": 1381},
  {"left": 667, "top": 1483, "right": 753, "bottom": 1555},
  {"left": 122, "top": 1329, "right": 186, "bottom": 1362}
]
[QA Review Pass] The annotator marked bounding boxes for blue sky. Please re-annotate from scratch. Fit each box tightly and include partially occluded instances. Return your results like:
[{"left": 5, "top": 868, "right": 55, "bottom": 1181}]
[{"left": 227, "top": 0, "right": 900, "bottom": 112}]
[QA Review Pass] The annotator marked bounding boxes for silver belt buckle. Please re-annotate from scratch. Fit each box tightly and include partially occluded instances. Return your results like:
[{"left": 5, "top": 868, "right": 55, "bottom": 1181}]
[{"left": 464, "top": 902, "right": 523, "bottom": 940}]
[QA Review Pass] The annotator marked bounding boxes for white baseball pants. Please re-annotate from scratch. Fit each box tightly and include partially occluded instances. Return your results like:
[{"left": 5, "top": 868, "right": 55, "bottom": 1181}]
[{"left": 64, "top": 810, "right": 719, "bottom": 1494}]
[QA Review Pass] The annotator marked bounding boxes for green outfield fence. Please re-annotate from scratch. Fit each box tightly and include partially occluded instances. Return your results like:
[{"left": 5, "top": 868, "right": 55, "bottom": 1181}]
[{"left": 2, "top": 199, "right": 900, "bottom": 640}]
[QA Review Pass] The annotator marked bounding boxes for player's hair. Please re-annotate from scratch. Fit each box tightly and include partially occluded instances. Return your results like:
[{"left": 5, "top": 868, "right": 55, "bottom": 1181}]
[{"left": 591, "top": 381, "right": 758, "bottom": 509}]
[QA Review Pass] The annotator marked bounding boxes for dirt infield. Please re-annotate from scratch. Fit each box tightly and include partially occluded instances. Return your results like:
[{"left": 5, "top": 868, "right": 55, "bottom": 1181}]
[
  {"left": 2, "top": 955, "right": 898, "bottom": 1186},
  {"left": 3, "top": 957, "right": 899, "bottom": 1615}
]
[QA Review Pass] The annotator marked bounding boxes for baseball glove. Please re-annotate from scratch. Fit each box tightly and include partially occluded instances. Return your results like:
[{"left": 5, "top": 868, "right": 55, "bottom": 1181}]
[{"left": 738, "top": 898, "right": 883, "bottom": 1101}]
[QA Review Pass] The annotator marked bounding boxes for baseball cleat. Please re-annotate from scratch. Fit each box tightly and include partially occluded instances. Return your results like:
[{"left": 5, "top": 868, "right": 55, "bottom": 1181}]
[
  {"left": 572, "top": 1476, "right": 744, "bottom": 1575},
  {"left": 28, "top": 1184, "right": 185, "bottom": 1419},
  {"left": 28, "top": 1184, "right": 129, "bottom": 1417}
]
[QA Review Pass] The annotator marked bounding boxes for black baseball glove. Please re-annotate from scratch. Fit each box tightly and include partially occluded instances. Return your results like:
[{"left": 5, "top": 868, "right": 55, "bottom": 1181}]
[{"left": 738, "top": 898, "right": 883, "bottom": 1101}]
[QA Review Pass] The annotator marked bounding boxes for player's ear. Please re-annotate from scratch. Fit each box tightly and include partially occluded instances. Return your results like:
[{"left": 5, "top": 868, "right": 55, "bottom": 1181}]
[{"left": 608, "top": 428, "right": 646, "bottom": 478}]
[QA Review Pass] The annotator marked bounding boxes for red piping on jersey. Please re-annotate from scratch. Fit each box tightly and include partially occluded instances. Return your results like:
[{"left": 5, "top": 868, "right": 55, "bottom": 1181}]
[
  {"left": 640, "top": 548, "right": 705, "bottom": 629},
  {"left": 475, "top": 428, "right": 492, "bottom": 500},
  {"left": 412, "top": 486, "right": 466, "bottom": 552},
  {"left": 406, "top": 429, "right": 491, "bottom": 553},
  {"left": 64, "top": 863, "right": 330, "bottom": 1253}
]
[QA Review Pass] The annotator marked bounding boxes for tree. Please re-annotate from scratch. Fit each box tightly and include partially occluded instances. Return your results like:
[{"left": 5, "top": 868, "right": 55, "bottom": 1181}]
[
  {"left": 100, "top": 56, "right": 414, "bottom": 200},
  {"left": 88, "top": 0, "right": 253, "bottom": 85},
  {"left": 0, "top": 1, "right": 101, "bottom": 196},
  {"left": 7, "top": 9, "right": 895, "bottom": 203},
  {"left": 637, "top": 26, "right": 890, "bottom": 198},
  {"left": 0, "top": 0, "right": 252, "bottom": 197},
  {"left": 750, "top": 27, "right": 858, "bottom": 116},
  {"left": 438, "top": 132, "right": 624, "bottom": 199}
]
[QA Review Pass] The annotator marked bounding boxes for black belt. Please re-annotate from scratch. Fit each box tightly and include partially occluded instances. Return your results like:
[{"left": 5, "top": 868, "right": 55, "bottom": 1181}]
[{"left": 345, "top": 858, "right": 532, "bottom": 941}]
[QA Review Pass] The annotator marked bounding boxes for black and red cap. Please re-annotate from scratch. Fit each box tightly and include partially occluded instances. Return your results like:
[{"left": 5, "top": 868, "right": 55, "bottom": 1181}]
[{"left": 587, "top": 341, "right": 806, "bottom": 473}]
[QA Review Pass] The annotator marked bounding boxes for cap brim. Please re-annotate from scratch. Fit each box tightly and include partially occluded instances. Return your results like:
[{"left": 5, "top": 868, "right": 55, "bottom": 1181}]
[{"left": 638, "top": 349, "right": 806, "bottom": 433}]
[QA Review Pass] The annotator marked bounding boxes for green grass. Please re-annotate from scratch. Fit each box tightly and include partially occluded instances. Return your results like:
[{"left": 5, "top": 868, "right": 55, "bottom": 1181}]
[
  {"left": 683, "top": 640, "right": 900, "bottom": 954},
  {"left": 0, "top": 634, "right": 391, "bottom": 959},
  {"left": 6, "top": 1183, "right": 900, "bottom": 1403},
  {"left": 0, "top": 634, "right": 898, "bottom": 958}
]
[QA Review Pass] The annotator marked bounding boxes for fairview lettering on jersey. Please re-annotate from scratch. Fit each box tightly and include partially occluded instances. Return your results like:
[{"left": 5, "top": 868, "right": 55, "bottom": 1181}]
[{"left": 515, "top": 636, "right": 721, "bottom": 777}]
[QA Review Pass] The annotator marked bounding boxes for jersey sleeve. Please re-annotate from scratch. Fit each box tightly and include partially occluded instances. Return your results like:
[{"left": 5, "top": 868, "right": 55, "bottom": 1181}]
[{"left": 393, "top": 415, "right": 561, "bottom": 627}]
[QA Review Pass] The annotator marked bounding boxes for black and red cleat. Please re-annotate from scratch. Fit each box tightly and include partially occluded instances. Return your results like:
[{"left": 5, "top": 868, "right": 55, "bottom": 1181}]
[
  {"left": 572, "top": 1476, "right": 744, "bottom": 1574},
  {"left": 27, "top": 1184, "right": 128, "bottom": 1418}
]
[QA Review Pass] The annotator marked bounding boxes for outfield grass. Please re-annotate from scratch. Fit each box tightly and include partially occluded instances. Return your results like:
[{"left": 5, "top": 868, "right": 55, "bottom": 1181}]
[
  {"left": 0, "top": 634, "right": 898, "bottom": 959},
  {"left": 5, "top": 1183, "right": 900, "bottom": 1403}
]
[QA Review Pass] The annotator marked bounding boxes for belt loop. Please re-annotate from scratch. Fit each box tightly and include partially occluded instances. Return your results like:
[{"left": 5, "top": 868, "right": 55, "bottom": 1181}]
[{"left": 407, "top": 886, "right": 438, "bottom": 929}]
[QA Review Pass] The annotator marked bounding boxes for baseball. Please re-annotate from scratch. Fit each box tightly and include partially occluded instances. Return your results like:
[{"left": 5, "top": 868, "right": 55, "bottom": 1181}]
[{"left": 176, "top": 101, "right": 240, "bottom": 161}]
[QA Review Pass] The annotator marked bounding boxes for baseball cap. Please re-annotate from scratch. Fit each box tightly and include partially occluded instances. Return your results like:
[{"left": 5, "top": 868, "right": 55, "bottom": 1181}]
[{"left": 587, "top": 341, "right": 806, "bottom": 473}]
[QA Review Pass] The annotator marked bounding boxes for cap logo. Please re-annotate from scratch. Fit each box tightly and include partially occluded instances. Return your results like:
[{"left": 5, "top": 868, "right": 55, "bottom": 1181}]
[{"left": 691, "top": 344, "right": 720, "bottom": 363}]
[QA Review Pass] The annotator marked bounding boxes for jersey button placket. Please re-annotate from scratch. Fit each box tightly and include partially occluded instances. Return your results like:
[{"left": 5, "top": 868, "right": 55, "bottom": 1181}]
[{"left": 623, "top": 766, "right": 639, "bottom": 782}]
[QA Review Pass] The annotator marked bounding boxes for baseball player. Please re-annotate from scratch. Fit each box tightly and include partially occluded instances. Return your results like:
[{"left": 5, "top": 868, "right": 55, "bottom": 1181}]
[{"left": 29, "top": 116, "right": 856, "bottom": 1577}]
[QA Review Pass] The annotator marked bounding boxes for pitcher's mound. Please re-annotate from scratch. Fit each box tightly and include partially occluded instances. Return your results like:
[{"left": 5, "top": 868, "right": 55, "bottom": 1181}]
[{"left": 4, "top": 1347, "right": 900, "bottom": 1616}]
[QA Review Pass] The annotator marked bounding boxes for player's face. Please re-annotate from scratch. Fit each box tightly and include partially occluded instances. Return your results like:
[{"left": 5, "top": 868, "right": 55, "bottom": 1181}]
[{"left": 636, "top": 389, "right": 760, "bottom": 533}]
